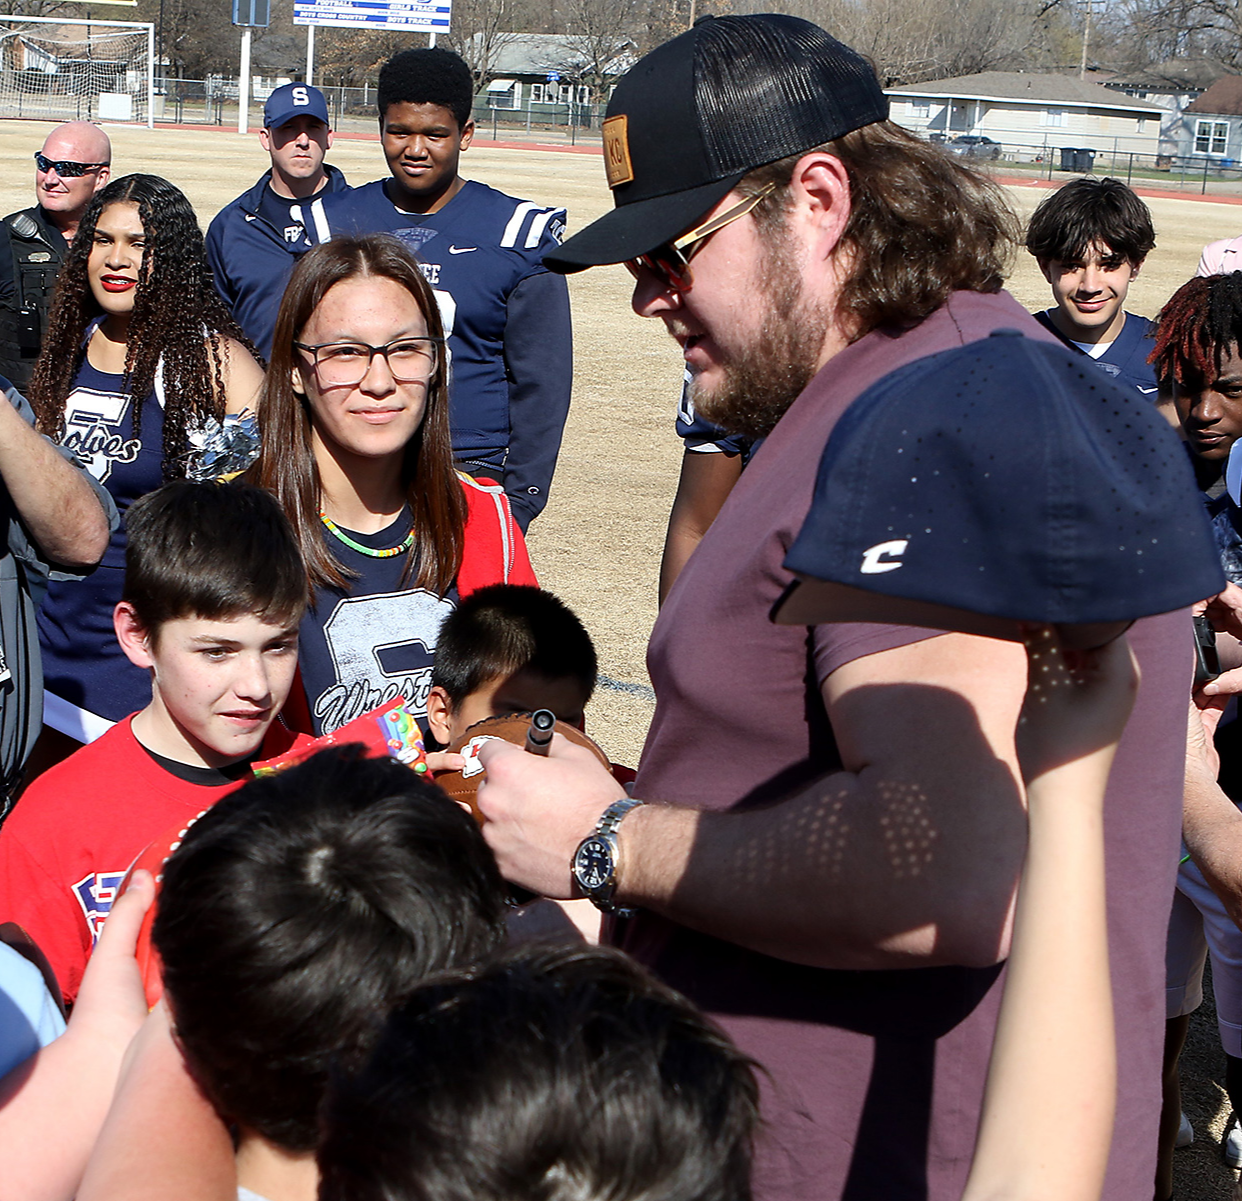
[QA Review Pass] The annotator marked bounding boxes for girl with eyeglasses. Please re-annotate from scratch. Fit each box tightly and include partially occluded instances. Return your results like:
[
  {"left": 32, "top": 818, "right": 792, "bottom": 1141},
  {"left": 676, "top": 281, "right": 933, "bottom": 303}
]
[
  {"left": 25, "top": 173, "right": 263, "bottom": 774},
  {"left": 248, "top": 234, "right": 535, "bottom": 737}
]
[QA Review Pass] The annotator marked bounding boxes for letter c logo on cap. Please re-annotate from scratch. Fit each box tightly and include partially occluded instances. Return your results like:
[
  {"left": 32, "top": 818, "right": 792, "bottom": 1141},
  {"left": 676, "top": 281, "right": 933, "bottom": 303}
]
[{"left": 860, "top": 539, "right": 908, "bottom": 574}]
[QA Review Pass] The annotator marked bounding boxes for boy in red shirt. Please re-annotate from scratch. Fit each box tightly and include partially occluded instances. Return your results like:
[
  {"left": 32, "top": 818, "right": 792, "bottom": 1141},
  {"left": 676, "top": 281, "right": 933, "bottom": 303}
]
[{"left": 0, "top": 480, "right": 311, "bottom": 1003}]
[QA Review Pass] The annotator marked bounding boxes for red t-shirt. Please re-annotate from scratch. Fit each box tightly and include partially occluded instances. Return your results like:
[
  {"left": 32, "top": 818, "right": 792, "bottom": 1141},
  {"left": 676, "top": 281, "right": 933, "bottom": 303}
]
[
  {"left": 0, "top": 716, "right": 310, "bottom": 1002},
  {"left": 623, "top": 290, "right": 1191, "bottom": 1201}
]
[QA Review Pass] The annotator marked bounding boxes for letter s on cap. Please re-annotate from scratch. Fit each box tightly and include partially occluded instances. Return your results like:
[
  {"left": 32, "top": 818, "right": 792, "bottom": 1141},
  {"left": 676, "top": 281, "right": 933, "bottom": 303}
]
[
  {"left": 859, "top": 539, "right": 908, "bottom": 574},
  {"left": 292, "top": 86, "right": 309, "bottom": 105}
]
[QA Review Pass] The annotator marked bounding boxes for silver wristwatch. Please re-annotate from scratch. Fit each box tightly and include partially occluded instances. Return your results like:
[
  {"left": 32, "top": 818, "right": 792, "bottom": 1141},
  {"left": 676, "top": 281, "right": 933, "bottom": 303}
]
[{"left": 572, "top": 797, "right": 645, "bottom": 916}]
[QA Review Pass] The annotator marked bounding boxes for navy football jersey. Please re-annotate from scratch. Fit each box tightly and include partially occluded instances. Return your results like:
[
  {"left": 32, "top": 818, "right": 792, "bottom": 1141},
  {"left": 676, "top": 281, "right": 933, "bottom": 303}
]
[
  {"left": 312, "top": 179, "right": 572, "bottom": 528},
  {"left": 675, "top": 371, "right": 756, "bottom": 460},
  {"left": 1034, "top": 309, "right": 1159, "bottom": 401},
  {"left": 299, "top": 513, "right": 459, "bottom": 736},
  {"left": 38, "top": 358, "right": 165, "bottom": 726}
]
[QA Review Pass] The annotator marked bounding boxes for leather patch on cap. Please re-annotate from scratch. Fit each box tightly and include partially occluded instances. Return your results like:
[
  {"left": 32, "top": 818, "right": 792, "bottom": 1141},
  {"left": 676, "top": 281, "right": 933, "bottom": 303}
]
[{"left": 603, "top": 115, "right": 634, "bottom": 188}]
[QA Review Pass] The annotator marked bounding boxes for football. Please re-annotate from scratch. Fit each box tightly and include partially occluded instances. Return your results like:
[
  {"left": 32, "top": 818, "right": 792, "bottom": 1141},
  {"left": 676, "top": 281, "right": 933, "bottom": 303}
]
[{"left": 436, "top": 712, "right": 611, "bottom": 824}]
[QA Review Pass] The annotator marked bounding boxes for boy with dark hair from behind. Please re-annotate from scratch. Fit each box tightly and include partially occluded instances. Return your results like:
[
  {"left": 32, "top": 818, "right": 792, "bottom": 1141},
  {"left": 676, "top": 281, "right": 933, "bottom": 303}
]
[
  {"left": 1025, "top": 176, "right": 1159, "bottom": 400},
  {"left": 425, "top": 583, "right": 597, "bottom": 747},
  {"left": 153, "top": 746, "right": 508, "bottom": 1201},
  {"left": 318, "top": 941, "right": 760, "bottom": 1201},
  {"left": 0, "top": 480, "right": 312, "bottom": 1004}
]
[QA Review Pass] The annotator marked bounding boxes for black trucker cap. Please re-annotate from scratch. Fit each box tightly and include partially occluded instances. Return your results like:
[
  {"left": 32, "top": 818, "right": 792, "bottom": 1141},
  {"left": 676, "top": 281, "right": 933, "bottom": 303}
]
[
  {"left": 773, "top": 330, "right": 1224, "bottom": 646},
  {"left": 543, "top": 14, "right": 889, "bottom": 274}
]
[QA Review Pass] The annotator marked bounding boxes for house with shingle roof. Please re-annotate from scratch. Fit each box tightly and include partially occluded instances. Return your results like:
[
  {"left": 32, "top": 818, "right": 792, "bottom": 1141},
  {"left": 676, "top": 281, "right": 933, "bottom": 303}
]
[
  {"left": 1175, "top": 76, "right": 1242, "bottom": 163},
  {"left": 887, "top": 71, "right": 1162, "bottom": 162},
  {"left": 465, "top": 33, "right": 636, "bottom": 109},
  {"left": 1104, "top": 58, "right": 1229, "bottom": 156}
]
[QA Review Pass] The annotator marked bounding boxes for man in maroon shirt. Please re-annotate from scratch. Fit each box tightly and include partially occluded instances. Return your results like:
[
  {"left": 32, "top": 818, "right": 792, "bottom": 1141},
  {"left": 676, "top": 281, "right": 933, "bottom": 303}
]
[{"left": 476, "top": 16, "right": 1191, "bottom": 1201}]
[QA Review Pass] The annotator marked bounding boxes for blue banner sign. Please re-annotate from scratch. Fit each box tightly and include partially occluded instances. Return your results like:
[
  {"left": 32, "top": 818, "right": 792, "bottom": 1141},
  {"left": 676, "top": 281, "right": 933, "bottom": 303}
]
[{"left": 293, "top": 0, "right": 450, "bottom": 31}]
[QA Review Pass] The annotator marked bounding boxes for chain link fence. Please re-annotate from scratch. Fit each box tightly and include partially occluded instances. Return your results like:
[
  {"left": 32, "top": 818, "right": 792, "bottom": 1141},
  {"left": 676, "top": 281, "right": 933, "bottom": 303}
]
[
  {"left": 927, "top": 129, "right": 1242, "bottom": 197},
  {"left": 153, "top": 78, "right": 608, "bottom": 146}
]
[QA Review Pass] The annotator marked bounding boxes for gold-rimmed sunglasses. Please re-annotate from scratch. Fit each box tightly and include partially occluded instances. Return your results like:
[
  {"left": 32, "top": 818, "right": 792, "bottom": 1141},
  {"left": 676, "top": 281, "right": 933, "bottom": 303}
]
[{"left": 624, "top": 183, "right": 777, "bottom": 291}]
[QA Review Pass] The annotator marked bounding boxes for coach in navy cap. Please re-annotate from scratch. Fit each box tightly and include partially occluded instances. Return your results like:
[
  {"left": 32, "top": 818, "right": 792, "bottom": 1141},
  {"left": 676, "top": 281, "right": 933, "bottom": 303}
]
[
  {"left": 477, "top": 16, "right": 1204, "bottom": 1201},
  {"left": 205, "top": 81, "right": 351, "bottom": 359}
]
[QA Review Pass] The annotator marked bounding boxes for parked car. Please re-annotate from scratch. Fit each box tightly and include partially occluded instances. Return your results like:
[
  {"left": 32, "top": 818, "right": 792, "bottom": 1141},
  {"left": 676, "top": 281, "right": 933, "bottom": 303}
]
[{"left": 947, "top": 135, "right": 1002, "bottom": 160}]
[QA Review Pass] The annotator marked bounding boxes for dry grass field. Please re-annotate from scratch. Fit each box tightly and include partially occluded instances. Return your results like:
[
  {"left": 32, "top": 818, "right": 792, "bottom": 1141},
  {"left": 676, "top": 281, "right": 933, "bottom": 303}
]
[
  {"left": 2, "top": 119, "right": 1229, "bottom": 765},
  {"left": 3, "top": 119, "right": 1241, "bottom": 1196}
]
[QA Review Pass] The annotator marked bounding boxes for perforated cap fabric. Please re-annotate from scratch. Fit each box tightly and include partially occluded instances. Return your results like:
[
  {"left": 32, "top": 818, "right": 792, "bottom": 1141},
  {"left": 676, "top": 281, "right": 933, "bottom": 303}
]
[
  {"left": 782, "top": 329, "right": 1223, "bottom": 623},
  {"left": 544, "top": 14, "right": 888, "bottom": 273}
]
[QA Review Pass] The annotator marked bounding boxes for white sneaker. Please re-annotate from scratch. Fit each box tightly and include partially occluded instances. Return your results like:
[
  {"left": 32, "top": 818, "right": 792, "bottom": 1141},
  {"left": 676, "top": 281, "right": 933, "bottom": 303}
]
[
  {"left": 1224, "top": 1115, "right": 1242, "bottom": 1167},
  {"left": 1177, "top": 1111, "right": 1194, "bottom": 1149}
]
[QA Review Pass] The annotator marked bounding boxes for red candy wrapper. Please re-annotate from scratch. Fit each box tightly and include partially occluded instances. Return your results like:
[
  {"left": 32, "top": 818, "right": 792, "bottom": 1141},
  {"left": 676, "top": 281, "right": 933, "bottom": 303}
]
[{"left": 252, "top": 698, "right": 429, "bottom": 777}]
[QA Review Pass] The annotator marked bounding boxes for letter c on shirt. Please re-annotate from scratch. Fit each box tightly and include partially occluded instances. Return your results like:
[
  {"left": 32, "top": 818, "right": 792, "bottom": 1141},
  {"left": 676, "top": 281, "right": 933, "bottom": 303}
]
[{"left": 859, "top": 539, "right": 908, "bottom": 574}]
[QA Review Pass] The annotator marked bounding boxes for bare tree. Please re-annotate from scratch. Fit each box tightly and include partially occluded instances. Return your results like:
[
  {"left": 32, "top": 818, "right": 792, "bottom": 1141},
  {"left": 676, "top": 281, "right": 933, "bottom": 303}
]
[
  {"left": 1103, "top": 0, "right": 1242, "bottom": 70},
  {"left": 551, "top": 0, "right": 644, "bottom": 98},
  {"left": 717, "top": 0, "right": 1068, "bottom": 85},
  {"left": 448, "top": 0, "right": 522, "bottom": 85}
]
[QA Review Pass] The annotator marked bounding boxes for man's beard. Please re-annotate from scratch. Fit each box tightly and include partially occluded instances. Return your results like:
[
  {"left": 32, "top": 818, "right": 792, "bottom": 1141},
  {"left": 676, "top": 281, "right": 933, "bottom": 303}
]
[{"left": 690, "top": 238, "right": 829, "bottom": 440}]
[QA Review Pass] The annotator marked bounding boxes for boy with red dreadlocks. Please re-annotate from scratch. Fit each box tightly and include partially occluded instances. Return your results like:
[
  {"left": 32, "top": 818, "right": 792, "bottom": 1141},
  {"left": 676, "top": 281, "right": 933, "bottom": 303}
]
[{"left": 1148, "top": 269, "right": 1242, "bottom": 1192}]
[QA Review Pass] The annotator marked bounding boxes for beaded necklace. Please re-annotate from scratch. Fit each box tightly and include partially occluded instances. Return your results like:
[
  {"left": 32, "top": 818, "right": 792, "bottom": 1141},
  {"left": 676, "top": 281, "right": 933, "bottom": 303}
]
[{"left": 319, "top": 511, "right": 414, "bottom": 559}]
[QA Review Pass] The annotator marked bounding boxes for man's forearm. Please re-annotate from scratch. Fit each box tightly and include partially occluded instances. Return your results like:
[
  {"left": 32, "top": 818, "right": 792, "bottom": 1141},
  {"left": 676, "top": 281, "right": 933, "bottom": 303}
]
[
  {"left": 0, "top": 391, "right": 109, "bottom": 567},
  {"left": 616, "top": 767, "right": 1022, "bottom": 971},
  {"left": 478, "top": 634, "right": 1028, "bottom": 972}
]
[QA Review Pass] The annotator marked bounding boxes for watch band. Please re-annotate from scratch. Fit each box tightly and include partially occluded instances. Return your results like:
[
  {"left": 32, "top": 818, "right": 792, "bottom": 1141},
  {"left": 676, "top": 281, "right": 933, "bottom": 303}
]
[
  {"left": 579, "top": 797, "right": 644, "bottom": 915},
  {"left": 597, "top": 796, "right": 644, "bottom": 840}
]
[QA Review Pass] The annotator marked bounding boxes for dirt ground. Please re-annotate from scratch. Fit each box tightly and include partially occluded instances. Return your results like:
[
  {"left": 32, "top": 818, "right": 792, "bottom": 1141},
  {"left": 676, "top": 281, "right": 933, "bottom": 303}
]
[{"left": 4, "top": 119, "right": 1242, "bottom": 1195}]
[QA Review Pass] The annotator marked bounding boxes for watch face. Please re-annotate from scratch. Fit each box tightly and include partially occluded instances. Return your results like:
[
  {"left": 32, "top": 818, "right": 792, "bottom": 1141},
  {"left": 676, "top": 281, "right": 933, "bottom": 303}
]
[{"left": 574, "top": 836, "right": 614, "bottom": 891}]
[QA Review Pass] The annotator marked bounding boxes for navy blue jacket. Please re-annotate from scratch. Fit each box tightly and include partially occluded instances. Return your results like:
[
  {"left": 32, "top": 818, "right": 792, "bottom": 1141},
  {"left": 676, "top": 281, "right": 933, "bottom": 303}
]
[
  {"left": 1034, "top": 309, "right": 1159, "bottom": 401},
  {"left": 206, "top": 164, "right": 351, "bottom": 360},
  {"left": 312, "top": 179, "right": 572, "bottom": 530}
]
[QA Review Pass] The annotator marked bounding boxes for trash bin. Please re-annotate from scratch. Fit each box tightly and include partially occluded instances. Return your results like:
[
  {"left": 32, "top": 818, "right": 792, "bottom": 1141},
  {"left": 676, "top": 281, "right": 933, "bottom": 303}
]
[{"left": 1058, "top": 147, "right": 1097, "bottom": 172}]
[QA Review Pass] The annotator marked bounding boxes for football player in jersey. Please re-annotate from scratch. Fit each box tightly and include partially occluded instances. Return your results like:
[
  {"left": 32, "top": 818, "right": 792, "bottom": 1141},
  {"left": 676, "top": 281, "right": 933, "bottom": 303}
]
[
  {"left": 310, "top": 48, "right": 572, "bottom": 531},
  {"left": 206, "top": 83, "right": 351, "bottom": 360},
  {"left": 1025, "top": 177, "right": 1159, "bottom": 402}
]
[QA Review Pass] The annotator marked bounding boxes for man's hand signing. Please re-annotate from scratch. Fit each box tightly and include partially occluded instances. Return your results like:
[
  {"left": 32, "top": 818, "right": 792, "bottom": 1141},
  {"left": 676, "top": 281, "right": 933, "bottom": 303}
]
[{"left": 475, "top": 735, "right": 626, "bottom": 897}]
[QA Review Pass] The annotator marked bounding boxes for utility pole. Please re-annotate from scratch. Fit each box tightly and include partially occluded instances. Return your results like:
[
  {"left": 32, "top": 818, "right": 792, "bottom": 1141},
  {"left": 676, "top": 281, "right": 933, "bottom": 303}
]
[
  {"left": 239, "top": 25, "right": 251, "bottom": 133},
  {"left": 1079, "top": 0, "right": 1094, "bottom": 79}
]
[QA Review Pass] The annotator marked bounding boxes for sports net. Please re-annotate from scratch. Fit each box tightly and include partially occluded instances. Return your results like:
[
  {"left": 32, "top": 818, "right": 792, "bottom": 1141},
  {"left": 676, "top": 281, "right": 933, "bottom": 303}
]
[{"left": 0, "top": 16, "right": 152, "bottom": 125}]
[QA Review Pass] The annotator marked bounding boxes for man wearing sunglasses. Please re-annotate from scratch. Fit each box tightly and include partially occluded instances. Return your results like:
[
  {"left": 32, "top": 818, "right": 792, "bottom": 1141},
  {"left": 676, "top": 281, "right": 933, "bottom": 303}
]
[
  {"left": 471, "top": 15, "right": 1193, "bottom": 1201},
  {"left": 0, "top": 122, "right": 111, "bottom": 391}
]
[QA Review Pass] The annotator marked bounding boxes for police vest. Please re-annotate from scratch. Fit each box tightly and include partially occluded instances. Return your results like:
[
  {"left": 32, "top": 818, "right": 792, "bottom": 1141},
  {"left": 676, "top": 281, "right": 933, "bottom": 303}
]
[{"left": 0, "top": 210, "right": 65, "bottom": 392}]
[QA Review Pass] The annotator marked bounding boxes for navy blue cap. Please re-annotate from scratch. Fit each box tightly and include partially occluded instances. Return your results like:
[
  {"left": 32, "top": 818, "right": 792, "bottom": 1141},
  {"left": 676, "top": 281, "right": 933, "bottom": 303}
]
[
  {"left": 544, "top": 15, "right": 888, "bottom": 274},
  {"left": 775, "top": 330, "right": 1223, "bottom": 638},
  {"left": 264, "top": 82, "right": 330, "bottom": 130}
]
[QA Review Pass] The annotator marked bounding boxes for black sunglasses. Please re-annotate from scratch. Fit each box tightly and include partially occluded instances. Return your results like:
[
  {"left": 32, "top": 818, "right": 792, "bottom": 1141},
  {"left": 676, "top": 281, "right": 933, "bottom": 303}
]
[{"left": 34, "top": 152, "right": 108, "bottom": 178}]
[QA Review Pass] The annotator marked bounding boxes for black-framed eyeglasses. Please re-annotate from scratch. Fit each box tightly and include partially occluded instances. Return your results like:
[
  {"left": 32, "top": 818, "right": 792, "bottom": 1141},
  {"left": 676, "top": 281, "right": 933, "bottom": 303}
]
[
  {"left": 293, "top": 336, "right": 443, "bottom": 386},
  {"left": 624, "top": 182, "right": 777, "bottom": 291},
  {"left": 34, "top": 152, "right": 109, "bottom": 178}
]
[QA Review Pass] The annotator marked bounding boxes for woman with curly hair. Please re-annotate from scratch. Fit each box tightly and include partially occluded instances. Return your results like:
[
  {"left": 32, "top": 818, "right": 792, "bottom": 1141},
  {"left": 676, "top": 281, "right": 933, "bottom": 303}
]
[
  {"left": 248, "top": 234, "right": 535, "bottom": 737},
  {"left": 27, "top": 173, "right": 264, "bottom": 763}
]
